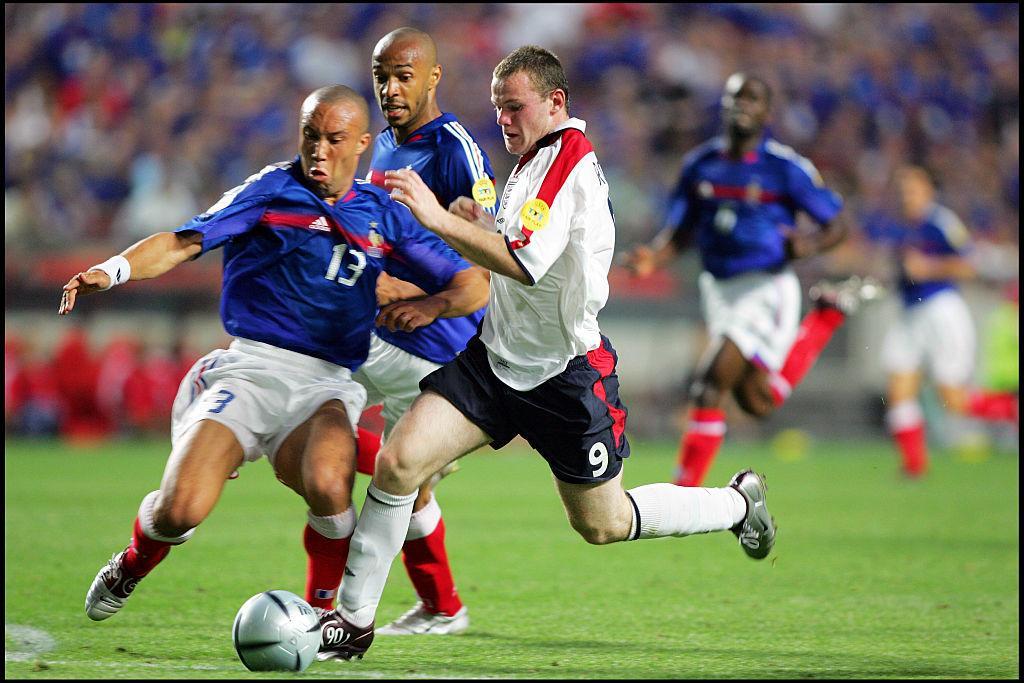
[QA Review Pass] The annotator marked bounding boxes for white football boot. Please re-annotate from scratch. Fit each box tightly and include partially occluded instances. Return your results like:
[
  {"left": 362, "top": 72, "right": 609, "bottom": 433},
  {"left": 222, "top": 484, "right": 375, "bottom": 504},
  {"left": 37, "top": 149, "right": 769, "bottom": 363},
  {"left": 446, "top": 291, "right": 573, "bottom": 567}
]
[
  {"left": 728, "top": 469, "right": 776, "bottom": 560},
  {"left": 85, "top": 550, "right": 142, "bottom": 621},
  {"left": 376, "top": 601, "right": 469, "bottom": 635}
]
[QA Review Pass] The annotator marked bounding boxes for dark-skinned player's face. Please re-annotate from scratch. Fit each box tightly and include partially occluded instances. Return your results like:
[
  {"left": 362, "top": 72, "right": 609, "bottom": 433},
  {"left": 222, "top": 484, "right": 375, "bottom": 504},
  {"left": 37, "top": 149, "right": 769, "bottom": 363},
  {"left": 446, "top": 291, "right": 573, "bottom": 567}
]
[
  {"left": 721, "top": 75, "right": 770, "bottom": 138},
  {"left": 372, "top": 39, "right": 440, "bottom": 133}
]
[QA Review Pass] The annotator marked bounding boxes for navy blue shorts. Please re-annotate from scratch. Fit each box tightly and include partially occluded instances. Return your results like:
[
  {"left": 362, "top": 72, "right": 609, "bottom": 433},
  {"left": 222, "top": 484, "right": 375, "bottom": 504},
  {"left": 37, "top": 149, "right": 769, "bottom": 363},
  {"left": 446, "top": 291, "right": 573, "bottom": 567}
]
[{"left": 419, "top": 334, "right": 630, "bottom": 484}]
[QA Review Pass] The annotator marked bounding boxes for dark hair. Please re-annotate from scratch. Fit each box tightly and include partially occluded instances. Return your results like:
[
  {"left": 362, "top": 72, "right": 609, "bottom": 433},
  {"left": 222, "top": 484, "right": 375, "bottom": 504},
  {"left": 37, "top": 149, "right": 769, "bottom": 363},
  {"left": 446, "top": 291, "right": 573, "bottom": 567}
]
[
  {"left": 493, "top": 45, "right": 570, "bottom": 109},
  {"left": 723, "top": 72, "right": 773, "bottom": 108}
]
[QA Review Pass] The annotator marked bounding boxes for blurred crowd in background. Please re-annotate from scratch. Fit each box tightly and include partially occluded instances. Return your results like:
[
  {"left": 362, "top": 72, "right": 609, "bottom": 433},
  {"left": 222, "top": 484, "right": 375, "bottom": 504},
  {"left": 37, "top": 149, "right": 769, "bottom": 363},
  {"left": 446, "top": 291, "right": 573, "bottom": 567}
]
[
  {"left": 5, "top": 329, "right": 200, "bottom": 440},
  {"left": 4, "top": 3, "right": 1019, "bottom": 440}
]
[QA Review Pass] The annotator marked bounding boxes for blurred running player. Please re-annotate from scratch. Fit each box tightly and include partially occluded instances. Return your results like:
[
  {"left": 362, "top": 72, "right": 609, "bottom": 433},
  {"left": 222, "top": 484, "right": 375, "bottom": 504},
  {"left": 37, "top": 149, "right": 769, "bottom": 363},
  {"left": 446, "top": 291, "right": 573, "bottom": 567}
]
[
  {"left": 63, "top": 85, "right": 487, "bottom": 623},
  {"left": 881, "top": 166, "right": 1017, "bottom": 477},
  {"left": 625, "top": 73, "right": 880, "bottom": 487},
  {"left": 317, "top": 46, "right": 776, "bottom": 662}
]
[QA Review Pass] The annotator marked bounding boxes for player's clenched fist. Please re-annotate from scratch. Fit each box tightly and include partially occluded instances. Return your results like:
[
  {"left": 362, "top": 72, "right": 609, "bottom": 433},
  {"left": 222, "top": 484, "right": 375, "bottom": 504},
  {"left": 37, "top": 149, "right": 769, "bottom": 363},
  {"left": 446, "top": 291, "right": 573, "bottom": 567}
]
[
  {"left": 58, "top": 269, "right": 112, "bottom": 315},
  {"left": 447, "top": 196, "right": 495, "bottom": 230}
]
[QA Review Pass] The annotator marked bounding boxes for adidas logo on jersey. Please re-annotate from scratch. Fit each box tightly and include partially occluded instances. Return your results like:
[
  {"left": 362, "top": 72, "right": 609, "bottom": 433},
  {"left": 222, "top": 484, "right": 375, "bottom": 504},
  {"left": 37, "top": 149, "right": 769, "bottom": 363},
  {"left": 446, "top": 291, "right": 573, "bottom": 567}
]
[{"left": 308, "top": 216, "right": 330, "bottom": 232}]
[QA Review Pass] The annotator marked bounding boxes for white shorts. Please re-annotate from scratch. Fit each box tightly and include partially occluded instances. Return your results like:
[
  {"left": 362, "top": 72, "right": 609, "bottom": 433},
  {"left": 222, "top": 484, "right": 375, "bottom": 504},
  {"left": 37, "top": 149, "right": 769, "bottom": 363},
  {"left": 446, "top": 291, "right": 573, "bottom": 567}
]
[
  {"left": 170, "top": 338, "right": 366, "bottom": 465},
  {"left": 353, "top": 334, "right": 442, "bottom": 437},
  {"left": 881, "top": 289, "right": 975, "bottom": 386},
  {"left": 699, "top": 268, "right": 802, "bottom": 372}
]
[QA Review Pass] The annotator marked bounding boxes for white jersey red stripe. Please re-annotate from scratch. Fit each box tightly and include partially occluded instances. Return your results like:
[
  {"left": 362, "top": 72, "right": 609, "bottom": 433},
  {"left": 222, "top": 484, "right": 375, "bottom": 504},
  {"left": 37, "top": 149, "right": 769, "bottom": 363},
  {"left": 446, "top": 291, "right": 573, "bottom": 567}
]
[
  {"left": 508, "top": 129, "right": 595, "bottom": 250},
  {"left": 482, "top": 118, "right": 616, "bottom": 391}
]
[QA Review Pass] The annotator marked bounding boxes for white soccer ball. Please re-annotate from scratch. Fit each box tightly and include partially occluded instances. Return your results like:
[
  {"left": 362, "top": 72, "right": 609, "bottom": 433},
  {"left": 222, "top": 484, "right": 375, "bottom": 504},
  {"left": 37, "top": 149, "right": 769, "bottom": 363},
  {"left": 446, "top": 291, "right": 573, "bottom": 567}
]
[{"left": 232, "top": 590, "right": 321, "bottom": 672}]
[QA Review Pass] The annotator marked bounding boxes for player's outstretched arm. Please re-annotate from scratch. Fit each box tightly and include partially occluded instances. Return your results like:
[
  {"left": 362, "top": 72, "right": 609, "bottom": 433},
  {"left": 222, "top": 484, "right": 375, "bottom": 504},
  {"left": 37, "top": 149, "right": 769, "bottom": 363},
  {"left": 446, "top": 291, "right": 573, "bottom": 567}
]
[
  {"left": 902, "top": 248, "right": 975, "bottom": 282},
  {"left": 58, "top": 231, "right": 204, "bottom": 315},
  {"left": 375, "top": 266, "right": 489, "bottom": 333},
  {"left": 623, "top": 230, "right": 682, "bottom": 277},
  {"left": 385, "top": 169, "right": 531, "bottom": 285}
]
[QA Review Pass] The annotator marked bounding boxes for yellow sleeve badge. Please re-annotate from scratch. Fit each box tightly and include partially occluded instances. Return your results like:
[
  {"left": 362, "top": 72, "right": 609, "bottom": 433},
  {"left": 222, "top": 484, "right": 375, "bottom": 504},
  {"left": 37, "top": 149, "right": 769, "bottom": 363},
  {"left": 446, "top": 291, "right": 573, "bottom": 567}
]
[
  {"left": 472, "top": 177, "right": 497, "bottom": 209},
  {"left": 520, "top": 198, "right": 550, "bottom": 232}
]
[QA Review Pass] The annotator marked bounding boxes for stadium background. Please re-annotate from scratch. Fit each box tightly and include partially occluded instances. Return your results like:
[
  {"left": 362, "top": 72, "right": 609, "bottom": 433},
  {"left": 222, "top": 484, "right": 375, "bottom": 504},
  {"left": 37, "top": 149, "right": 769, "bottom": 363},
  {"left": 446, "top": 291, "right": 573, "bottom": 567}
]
[{"left": 4, "top": 3, "right": 1019, "bottom": 450}]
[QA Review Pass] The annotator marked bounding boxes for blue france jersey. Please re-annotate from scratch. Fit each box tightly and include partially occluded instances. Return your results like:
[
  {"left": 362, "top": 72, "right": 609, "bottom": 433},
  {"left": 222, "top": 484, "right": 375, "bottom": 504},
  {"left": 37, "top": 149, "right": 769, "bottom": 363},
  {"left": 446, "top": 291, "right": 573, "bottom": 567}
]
[
  {"left": 662, "top": 136, "right": 843, "bottom": 279},
  {"left": 174, "top": 158, "right": 468, "bottom": 371},
  {"left": 895, "top": 203, "right": 972, "bottom": 307},
  {"left": 366, "top": 112, "right": 496, "bottom": 364}
]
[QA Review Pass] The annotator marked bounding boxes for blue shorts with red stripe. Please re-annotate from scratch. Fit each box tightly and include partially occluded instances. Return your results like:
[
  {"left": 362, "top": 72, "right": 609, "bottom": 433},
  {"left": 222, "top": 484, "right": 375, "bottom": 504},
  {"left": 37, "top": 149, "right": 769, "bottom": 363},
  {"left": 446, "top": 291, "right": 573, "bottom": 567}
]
[{"left": 419, "top": 334, "right": 630, "bottom": 484}]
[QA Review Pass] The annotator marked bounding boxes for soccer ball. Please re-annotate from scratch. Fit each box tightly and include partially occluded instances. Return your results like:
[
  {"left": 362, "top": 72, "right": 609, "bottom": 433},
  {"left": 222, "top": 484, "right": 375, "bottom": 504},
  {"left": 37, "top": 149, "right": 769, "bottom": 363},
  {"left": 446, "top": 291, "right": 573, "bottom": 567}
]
[{"left": 232, "top": 590, "right": 321, "bottom": 672}]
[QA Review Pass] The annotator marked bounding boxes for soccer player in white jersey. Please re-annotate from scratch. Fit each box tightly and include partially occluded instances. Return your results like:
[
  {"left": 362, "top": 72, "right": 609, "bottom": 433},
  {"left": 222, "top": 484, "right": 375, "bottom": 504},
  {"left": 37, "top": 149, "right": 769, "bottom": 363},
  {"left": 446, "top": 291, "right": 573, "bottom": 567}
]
[
  {"left": 61, "top": 85, "right": 487, "bottom": 625},
  {"left": 881, "top": 166, "right": 1018, "bottom": 477},
  {"left": 316, "top": 46, "right": 777, "bottom": 662}
]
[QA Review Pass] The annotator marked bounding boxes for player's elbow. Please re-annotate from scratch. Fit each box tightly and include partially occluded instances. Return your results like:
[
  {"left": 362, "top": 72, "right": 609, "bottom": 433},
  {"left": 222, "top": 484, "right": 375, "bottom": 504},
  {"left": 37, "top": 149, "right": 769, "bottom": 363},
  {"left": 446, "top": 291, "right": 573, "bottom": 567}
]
[
  {"left": 822, "top": 214, "right": 849, "bottom": 249},
  {"left": 509, "top": 265, "right": 535, "bottom": 286}
]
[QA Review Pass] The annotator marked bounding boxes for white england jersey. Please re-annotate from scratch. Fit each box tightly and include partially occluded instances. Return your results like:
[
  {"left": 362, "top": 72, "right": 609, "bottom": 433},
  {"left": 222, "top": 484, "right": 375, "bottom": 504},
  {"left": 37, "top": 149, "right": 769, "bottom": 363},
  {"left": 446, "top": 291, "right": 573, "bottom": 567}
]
[{"left": 481, "top": 118, "right": 615, "bottom": 390}]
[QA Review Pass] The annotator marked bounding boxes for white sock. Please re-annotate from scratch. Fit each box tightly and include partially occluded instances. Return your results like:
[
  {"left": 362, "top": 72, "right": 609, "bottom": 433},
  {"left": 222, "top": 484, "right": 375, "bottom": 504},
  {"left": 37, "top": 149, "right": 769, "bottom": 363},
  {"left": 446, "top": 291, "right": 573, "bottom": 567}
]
[
  {"left": 886, "top": 400, "right": 924, "bottom": 433},
  {"left": 405, "top": 494, "right": 441, "bottom": 542},
  {"left": 626, "top": 484, "right": 746, "bottom": 540},
  {"left": 138, "top": 490, "right": 195, "bottom": 544},
  {"left": 338, "top": 483, "right": 416, "bottom": 628},
  {"left": 306, "top": 506, "right": 356, "bottom": 540}
]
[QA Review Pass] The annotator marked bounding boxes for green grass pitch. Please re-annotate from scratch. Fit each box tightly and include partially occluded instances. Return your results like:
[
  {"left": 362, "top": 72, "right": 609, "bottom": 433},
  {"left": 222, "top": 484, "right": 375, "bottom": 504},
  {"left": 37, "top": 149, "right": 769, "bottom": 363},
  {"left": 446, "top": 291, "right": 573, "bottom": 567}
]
[{"left": 4, "top": 436, "right": 1019, "bottom": 679}]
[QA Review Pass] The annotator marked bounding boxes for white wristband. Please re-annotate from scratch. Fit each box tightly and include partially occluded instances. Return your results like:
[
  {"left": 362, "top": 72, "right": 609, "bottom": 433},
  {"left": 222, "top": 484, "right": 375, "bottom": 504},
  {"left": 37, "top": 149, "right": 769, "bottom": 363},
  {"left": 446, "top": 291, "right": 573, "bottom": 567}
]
[{"left": 88, "top": 255, "right": 132, "bottom": 290}]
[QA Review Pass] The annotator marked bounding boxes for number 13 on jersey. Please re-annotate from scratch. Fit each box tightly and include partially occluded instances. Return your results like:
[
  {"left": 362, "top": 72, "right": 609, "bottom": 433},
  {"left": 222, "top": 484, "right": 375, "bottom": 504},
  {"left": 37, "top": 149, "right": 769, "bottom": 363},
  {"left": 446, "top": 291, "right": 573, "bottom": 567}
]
[{"left": 324, "top": 244, "right": 367, "bottom": 286}]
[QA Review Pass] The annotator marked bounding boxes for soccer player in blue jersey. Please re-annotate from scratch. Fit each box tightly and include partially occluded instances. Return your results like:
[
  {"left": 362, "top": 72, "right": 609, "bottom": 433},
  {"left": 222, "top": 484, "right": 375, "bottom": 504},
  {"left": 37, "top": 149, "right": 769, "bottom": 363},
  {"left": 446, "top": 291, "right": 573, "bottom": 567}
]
[
  {"left": 302, "top": 27, "right": 496, "bottom": 637},
  {"left": 881, "top": 166, "right": 1017, "bottom": 477},
  {"left": 626, "top": 73, "right": 878, "bottom": 487},
  {"left": 61, "top": 84, "right": 488, "bottom": 623}
]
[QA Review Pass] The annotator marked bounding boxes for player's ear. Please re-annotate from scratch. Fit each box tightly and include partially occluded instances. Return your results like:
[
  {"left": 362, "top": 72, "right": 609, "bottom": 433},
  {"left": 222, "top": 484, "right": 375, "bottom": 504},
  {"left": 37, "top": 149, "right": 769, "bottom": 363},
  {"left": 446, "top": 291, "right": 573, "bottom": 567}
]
[
  {"left": 356, "top": 132, "right": 372, "bottom": 155},
  {"left": 429, "top": 64, "right": 442, "bottom": 90},
  {"left": 549, "top": 88, "right": 566, "bottom": 115}
]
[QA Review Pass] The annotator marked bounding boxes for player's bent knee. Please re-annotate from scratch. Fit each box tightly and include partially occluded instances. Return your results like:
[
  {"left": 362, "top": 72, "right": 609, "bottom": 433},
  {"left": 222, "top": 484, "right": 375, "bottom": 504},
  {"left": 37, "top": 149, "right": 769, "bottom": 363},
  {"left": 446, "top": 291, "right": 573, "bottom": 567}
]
[
  {"left": 302, "top": 473, "right": 352, "bottom": 508},
  {"left": 373, "top": 447, "right": 423, "bottom": 493},
  {"left": 735, "top": 394, "right": 773, "bottom": 419},
  {"left": 733, "top": 383, "right": 774, "bottom": 419}
]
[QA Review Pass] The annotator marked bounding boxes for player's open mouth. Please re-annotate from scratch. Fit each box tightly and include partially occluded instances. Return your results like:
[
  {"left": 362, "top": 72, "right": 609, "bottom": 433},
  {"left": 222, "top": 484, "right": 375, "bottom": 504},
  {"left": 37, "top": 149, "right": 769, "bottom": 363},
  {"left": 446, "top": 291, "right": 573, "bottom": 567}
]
[{"left": 310, "top": 169, "right": 328, "bottom": 181}]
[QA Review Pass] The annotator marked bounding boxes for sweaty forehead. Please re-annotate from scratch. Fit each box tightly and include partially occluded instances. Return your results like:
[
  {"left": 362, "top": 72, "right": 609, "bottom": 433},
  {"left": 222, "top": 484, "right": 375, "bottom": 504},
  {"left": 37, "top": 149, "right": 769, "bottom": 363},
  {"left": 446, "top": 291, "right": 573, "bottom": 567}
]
[
  {"left": 304, "top": 102, "right": 360, "bottom": 131},
  {"left": 373, "top": 40, "right": 426, "bottom": 69}
]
